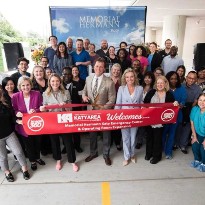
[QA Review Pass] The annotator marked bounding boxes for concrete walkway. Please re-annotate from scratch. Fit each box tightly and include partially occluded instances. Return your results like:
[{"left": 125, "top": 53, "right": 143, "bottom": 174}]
[{"left": 0, "top": 136, "right": 204, "bottom": 205}]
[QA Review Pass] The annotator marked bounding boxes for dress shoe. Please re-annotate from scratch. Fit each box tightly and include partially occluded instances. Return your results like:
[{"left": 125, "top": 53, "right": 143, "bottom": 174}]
[
  {"left": 20, "top": 169, "right": 30, "bottom": 180},
  {"left": 31, "top": 162, "right": 37, "bottom": 171},
  {"left": 123, "top": 160, "right": 129, "bottom": 166},
  {"left": 180, "top": 147, "right": 188, "bottom": 154},
  {"left": 135, "top": 143, "right": 142, "bottom": 149},
  {"left": 145, "top": 155, "right": 152, "bottom": 161},
  {"left": 104, "top": 157, "right": 112, "bottom": 166},
  {"left": 75, "top": 147, "right": 83, "bottom": 153},
  {"left": 150, "top": 158, "right": 160, "bottom": 164},
  {"left": 116, "top": 145, "right": 122, "bottom": 151},
  {"left": 85, "top": 153, "right": 98, "bottom": 162},
  {"left": 36, "top": 159, "right": 46, "bottom": 165},
  {"left": 172, "top": 145, "right": 178, "bottom": 151},
  {"left": 5, "top": 172, "right": 14, "bottom": 182}
]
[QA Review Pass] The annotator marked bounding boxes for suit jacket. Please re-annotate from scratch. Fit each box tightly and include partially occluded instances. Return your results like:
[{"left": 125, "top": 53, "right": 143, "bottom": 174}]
[
  {"left": 12, "top": 90, "right": 42, "bottom": 137},
  {"left": 115, "top": 85, "right": 143, "bottom": 109},
  {"left": 42, "top": 90, "right": 71, "bottom": 112},
  {"left": 148, "top": 52, "right": 162, "bottom": 72},
  {"left": 144, "top": 89, "right": 175, "bottom": 103},
  {"left": 82, "top": 74, "right": 116, "bottom": 110}
]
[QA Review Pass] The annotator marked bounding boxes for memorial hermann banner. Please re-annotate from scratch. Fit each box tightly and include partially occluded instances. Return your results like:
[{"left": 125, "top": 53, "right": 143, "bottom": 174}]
[{"left": 49, "top": 6, "right": 147, "bottom": 48}]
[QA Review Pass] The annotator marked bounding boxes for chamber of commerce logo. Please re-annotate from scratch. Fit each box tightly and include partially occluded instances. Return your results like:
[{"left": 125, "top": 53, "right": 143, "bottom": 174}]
[
  {"left": 161, "top": 109, "right": 175, "bottom": 122},
  {"left": 57, "top": 113, "right": 73, "bottom": 123},
  {"left": 27, "top": 116, "right": 44, "bottom": 132}
]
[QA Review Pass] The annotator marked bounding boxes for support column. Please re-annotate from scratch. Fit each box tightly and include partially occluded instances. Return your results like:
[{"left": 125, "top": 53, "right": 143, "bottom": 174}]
[
  {"left": 145, "top": 27, "right": 156, "bottom": 43},
  {"left": 162, "top": 15, "right": 186, "bottom": 57}
]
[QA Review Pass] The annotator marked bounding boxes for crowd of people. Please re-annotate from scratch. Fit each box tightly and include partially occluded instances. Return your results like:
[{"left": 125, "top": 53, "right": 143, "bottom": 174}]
[{"left": 0, "top": 36, "right": 205, "bottom": 182}]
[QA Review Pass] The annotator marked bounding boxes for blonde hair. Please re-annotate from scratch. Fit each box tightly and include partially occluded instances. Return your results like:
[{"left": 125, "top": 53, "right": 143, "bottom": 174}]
[
  {"left": 17, "top": 76, "right": 33, "bottom": 91},
  {"left": 153, "top": 75, "right": 170, "bottom": 92},
  {"left": 45, "top": 73, "right": 65, "bottom": 96},
  {"left": 121, "top": 68, "right": 139, "bottom": 86},
  {"left": 30, "top": 65, "right": 46, "bottom": 81}
]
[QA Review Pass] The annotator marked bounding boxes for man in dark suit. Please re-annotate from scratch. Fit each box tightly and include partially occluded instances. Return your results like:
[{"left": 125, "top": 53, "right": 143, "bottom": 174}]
[{"left": 82, "top": 57, "right": 116, "bottom": 166}]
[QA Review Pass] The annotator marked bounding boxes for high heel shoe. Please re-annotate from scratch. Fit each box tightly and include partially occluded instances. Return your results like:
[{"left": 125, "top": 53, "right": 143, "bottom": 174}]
[
  {"left": 56, "top": 162, "right": 62, "bottom": 171},
  {"left": 123, "top": 160, "right": 129, "bottom": 166},
  {"left": 72, "top": 163, "right": 79, "bottom": 172},
  {"left": 131, "top": 156, "right": 136, "bottom": 163}
]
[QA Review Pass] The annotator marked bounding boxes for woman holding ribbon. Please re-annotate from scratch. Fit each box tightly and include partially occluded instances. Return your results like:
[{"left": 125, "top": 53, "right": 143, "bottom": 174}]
[
  {"left": 144, "top": 75, "right": 177, "bottom": 164},
  {"left": 40, "top": 73, "right": 79, "bottom": 172},
  {"left": 115, "top": 68, "right": 143, "bottom": 166},
  {"left": 11, "top": 76, "right": 45, "bottom": 171}
]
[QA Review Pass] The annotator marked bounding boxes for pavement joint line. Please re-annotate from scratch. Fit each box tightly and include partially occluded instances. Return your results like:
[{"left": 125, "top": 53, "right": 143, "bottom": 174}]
[{"left": 1, "top": 175, "right": 205, "bottom": 186}]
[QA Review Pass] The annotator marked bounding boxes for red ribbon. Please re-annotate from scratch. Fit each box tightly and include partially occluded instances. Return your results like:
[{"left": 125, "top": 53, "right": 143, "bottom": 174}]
[{"left": 22, "top": 103, "right": 179, "bottom": 135}]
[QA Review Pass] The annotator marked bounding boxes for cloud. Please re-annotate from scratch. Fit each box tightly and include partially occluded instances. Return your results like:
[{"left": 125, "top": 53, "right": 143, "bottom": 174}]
[
  {"left": 110, "top": 7, "right": 127, "bottom": 16},
  {"left": 124, "top": 23, "right": 129, "bottom": 29},
  {"left": 137, "top": 21, "right": 145, "bottom": 31},
  {"left": 52, "top": 18, "right": 69, "bottom": 34},
  {"left": 125, "top": 21, "right": 145, "bottom": 44},
  {"left": 66, "top": 36, "right": 84, "bottom": 42}
]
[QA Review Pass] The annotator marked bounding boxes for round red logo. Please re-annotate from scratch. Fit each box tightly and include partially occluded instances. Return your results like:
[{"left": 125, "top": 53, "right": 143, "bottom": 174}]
[
  {"left": 27, "top": 116, "right": 44, "bottom": 132},
  {"left": 161, "top": 109, "right": 175, "bottom": 122}
]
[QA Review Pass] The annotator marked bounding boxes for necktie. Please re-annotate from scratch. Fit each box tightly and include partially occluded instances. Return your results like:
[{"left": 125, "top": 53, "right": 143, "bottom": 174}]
[{"left": 93, "top": 77, "right": 98, "bottom": 98}]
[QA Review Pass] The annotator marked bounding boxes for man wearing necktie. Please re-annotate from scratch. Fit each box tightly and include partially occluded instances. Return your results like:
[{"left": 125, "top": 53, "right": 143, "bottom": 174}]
[{"left": 82, "top": 57, "right": 116, "bottom": 166}]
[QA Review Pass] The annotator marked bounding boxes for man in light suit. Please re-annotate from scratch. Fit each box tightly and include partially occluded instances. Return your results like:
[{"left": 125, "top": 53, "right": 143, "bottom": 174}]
[{"left": 82, "top": 57, "right": 116, "bottom": 166}]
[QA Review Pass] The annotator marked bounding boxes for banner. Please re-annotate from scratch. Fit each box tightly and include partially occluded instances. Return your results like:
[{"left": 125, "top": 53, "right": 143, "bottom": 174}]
[
  {"left": 22, "top": 104, "right": 179, "bottom": 135},
  {"left": 49, "top": 6, "right": 147, "bottom": 48}
]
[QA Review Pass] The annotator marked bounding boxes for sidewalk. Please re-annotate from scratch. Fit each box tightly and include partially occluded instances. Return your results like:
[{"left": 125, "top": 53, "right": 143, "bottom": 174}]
[{"left": 0, "top": 136, "right": 204, "bottom": 205}]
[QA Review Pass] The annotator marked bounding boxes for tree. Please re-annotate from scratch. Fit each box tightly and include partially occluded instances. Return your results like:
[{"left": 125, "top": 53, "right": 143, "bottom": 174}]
[{"left": 0, "top": 13, "right": 24, "bottom": 72}]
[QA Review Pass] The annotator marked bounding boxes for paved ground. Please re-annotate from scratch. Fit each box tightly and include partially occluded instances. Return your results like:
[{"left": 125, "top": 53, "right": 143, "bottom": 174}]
[{"left": 0, "top": 136, "right": 204, "bottom": 205}]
